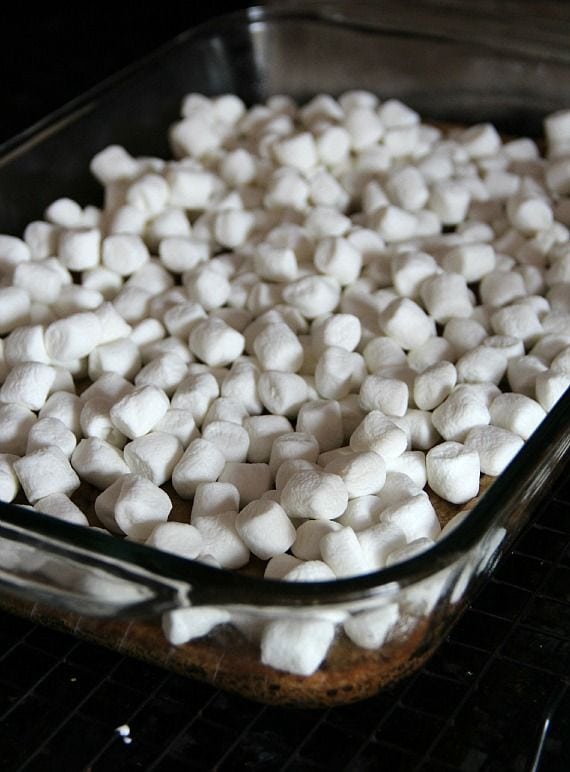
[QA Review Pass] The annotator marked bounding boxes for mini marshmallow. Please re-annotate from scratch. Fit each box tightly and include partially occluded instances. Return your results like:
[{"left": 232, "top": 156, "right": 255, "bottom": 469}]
[
  {"left": 392, "top": 408, "right": 441, "bottom": 450},
  {"left": 455, "top": 346, "right": 508, "bottom": 385},
  {"left": 443, "top": 318, "right": 488, "bottom": 358},
  {"left": 0, "top": 234, "right": 30, "bottom": 272},
  {"left": 491, "top": 305, "right": 543, "bottom": 346},
  {"left": 214, "top": 209, "right": 256, "bottom": 250},
  {"left": 359, "top": 374, "right": 409, "bottom": 417},
  {"left": 507, "top": 355, "right": 548, "bottom": 396},
  {"left": 384, "top": 450, "right": 427, "bottom": 488},
  {"left": 390, "top": 251, "right": 440, "bottom": 299},
  {"left": 26, "top": 417, "right": 77, "bottom": 458},
  {"left": 385, "top": 537, "right": 434, "bottom": 566},
  {"left": 80, "top": 397, "right": 125, "bottom": 447},
  {"left": 123, "top": 432, "right": 183, "bottom": 486},
  {"left": 268, "top": 432, "right": 320, "bottom": 477},
  {"left": 112, "top": 285, "right": 152, "bottom": 323},
  {"left": 94, "top": 473, "right": 171, "bottom": 540},
  {"left": 368, "top": 205, "right": 417, "bottom": 243},
  {"left": 145, "top": 522, "right": 203, "bottom": 560},
  {"left": 0, "top": 288, "right": 31, "bottom": 335},
  {"left": 243, "top": 415, "right": 293, "bottom": 463},
  {"left": 81, "top": 373, "right": 133, "bottom": 403},
  {"left": 357, "top": 521, "right": 407, "bottom": 570},
  {"left": 442, "top": 242, "right": 496, "bottom": 283},
  {"left": 221, "top": 360, "right": 262, "bottom": 415},
  {"left": 39, "top": 392, "right": 82, "bottom": 437},
  {"left": 380, "top": 493, "right": 441, "bottom": 541},
  {"left": 202, "top": 420, "right": 250, "bottom": 463},
  {"left": 343, "top": 604, "right": 400, "bottom": 649},
  {"left": 235, "top": 499, "right": 296, "bottom": 560},
  {"left": 88, "top": 338, "right": 142, "bottom": 381},
  {"left": 426, "top": 441, "right": 480, "bottom": 504},
  {"left": 432, "top": 389, "right": 491, "bottom": 442},
  {"left": 126, "top": 260, "right": 175, "bottom": 297},
  {"left": 429, "top": 181, "right": 471, "bottom": 226},
  {"left": 379, "top": 298, "right": 436, "bottom": 350},
  {"left": 420, "top": 272, "right": 473, "bottom": 323},
  {"left": 71, "top": 437, "right": 129, "bottom": 489},
  {"left": 132, "top": 353, "right": 187, "bottom": 396},
  {"left": 4, "top": 325, "right": 50, "bottom": 366},
  {"left": 480, "top": 270, "right": 527, "bottom": 308},
  {"left": 0, "top": 362, "right": 56, "bottom": 411},
  {"left": 44, "top": 313, "right": 102, "bottom": 362},
  {"left": 349, "top": 410, "right": 408, "bottom": 458},
  {"left": 12, "top": 262, "right": 63, "bottom": 304},
  {"left": 324, "top": 450, "right": 386, "bottom": 499},
  {"left": 291, "top": 519, "right": 343, "bottom": 560},
  {"left": 283, "top": 560, "right": 337, "bottom": 582},
  {"left": 110, "top": 385, "right": 169, "bottom": 439},
  {"left": 296, "top": 399, "right": 344, "bottom": 452},
  {"left": 141, "top": 335, "right": 192, "bottom": 365},
  {"left": 535, "top": 369, "right": 570, "bottom": 411},
  {"left": 313, "top": 237, "right": 362, "bottom": 286},
  {"left": 281, "top": 275, "right": 341, "bottom": 319},
  {"left": 386, "top": 166, "right": 429, "bottom": 211},
  {"left": 315, "top": 347, "right": 366, "bottom": 400},
  {"left": 58, "top": 228, "right": 100, "bottom": 271},
  {"left": 280, "top": 469, "right": 348, "bottom": 520},
  {"left": 414, "top": 361, "right": 457, "bottom": 410},
  {"left": 14, "top": 446, "right": 80, "bottom": 504},
  {"left": 311, "top": 313, "right": 361, "bottom": 356},
  {"left": 337, "top": 495, "right": 383, "bottom": 531},
  {"left": 172, "top": 438, "right": 226, "bottom": 498},
  {"left": 257, "top": 371, "right": 308, "bottom": 417},
  {"left": 251, "top": 322, "right": 303, "bottom": 374},
  {"left": 184, "top": 265, "right": 231, "bottom": 310},
  {"left": 320, "top": 526, "right": 368, "bottom": 577},
  {"left": 102, "top": 234, "right": 149, "bottom": 276},
  {"left": 190, "top": 482, "right": 240, "bottom": 524},
  {"left": 189, "top": 317, "right": 245, "bottom": 367},
  {"left": 0, "top": 454, "right": 19, "bottom": 502},
  {"left": 489, "top": 392, "right": 546, "bottom": 439},
  {"left": 373, "top": 471, "right": 423, "bottom": 512},
  {"left": 194, "top": 511, "right": 250, "bottom": 569},
  {"left": 551, "top": 346, "right": 570, "bottom": 373},
  {"left": 363, "top": 336, "right": 407, "bottom": 372},
  {"left": 260, "top": 618, "right": 335, "bottom": 676},
  {"left": 482, "top": 335, "right": 525, "bottom": 361},
  {"left": 35, "top": 493, "right": 88, "bottom": 526},
  {"left": 162, "top": 607, "right": 230, "bottom": 645},
  {"left": 465, "top": 425, "right": 524, "bottom": 476},
  {"left": 506, "top": 194, "right": 553, "bottom": 235}
]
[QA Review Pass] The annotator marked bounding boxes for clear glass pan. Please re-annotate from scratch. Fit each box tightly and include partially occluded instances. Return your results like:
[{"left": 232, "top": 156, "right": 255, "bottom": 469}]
[{"left": 0, "top": 2, "right": 569, "bottom": 706}]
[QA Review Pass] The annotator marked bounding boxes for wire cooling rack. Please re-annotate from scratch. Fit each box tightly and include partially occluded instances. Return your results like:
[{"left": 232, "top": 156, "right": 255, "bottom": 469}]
[{"left": 0, "top": 466, "right": 568, "bottom": 772}]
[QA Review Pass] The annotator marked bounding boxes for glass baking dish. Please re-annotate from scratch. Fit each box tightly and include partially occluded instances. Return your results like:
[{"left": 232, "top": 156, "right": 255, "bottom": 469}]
[{"left": 1, "top": 1, "right": 569, "bottom": 707}]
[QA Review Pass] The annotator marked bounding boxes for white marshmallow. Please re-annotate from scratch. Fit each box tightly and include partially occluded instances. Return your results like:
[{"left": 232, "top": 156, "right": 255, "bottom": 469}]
[
  {"left": 88, "top": 338, "right": 142, "bottom": 381},
  {"left": 34, "top": 493, "right": 89, "bottom": 526},
  {"left": 442, "top": 242, "right": 496, "bottom": 283},
  {"left": 123, "top": 432, "right": 183, "bottom": 486},
  {"left": 172, "top": 438, "right": 226, "bottom": 498},
  {"left": 384, "top": 450, "right": 427, "bottom": 488},
  {"left": 159, "top": 236, "right": 209, "bottom": 275},
  {"left": 268, "top": 432, "right": 320, "bottom": 477},
  {"left": 357, "top": 521, "right": 407, "bottom": 570},
  {"left": 221, "top": 360, "right": 262, "bottom": 415},
  {"left": 291, "top": 519, "right": 343, "bottom": 561},
  {"left": 456, "top": 346, "right": 508, "bottom": 385},
  {"left": 507, "top": 355, "right": 548, "bottom": 397},
  {"left": 337, "top": 495, "right": 382, "bottom": 531},
  {"left": 386, "top": 166, "right": 429, "bottom": 211},
  {"left": 166, "top": 166, "right": 216, "bottom": 209},
  {"left": 0, "top": 288, "right": 31, "bottom": 334},
  {"left": 349, "top": 410, "right": 408, "bottom": 458},
  {"left": 443, "top": 318, "right": 487, "bottom": 358},
  {"left": 296, "top": 399, "right": 344, "bottom": 452},
  {"left": 432, "top": 389, "right": 491, "bottom": 442},
  {"left": 489, "top": 392, "right": 546, "bottom": 439},
  {"left": 392, "top": 408, "right": 440, "bottom": 451},
  {"left": 414, "top": 361, "right": 457, "bottom": 410},
  {"left": 320, "top": 526, "right": 367, "bottom": 577},
  {"left": 380, "top": 493, "right": 441, "bottom": 541},
  {"left": 535, "top": 369, "right": 570, "bottom": 411},
  {"left": 235, "top": 499, "right": 296, "bottom": 560},
  {"left": 184, "top": 265, "right": 231, "bottom": 310},
  {"left": 162, "top": 607, "right": 230, "bottom": 646},
  {"left": 243, "top": 415, "right": 293, "bottom": 463},
  {"left": 193, "top": 511, "right": 250, "bottom": 570},
  {"left": 39, "top": 392, "right": 82, "bottom": 437},
  {"left": 506, "top": 194, "right": 553, "bottom": 235},
  {"left": 429, "top": 181, "right": 471, "bottom": 225},
  {"left": 133, "top": 354, "right": 187, "bottom": 396},
  {"left": 0, "top": 234, "right": 31, "bottom": 273},
  {"left": 94, "top": 474, "right": 171, "bottom": 540},
  {"left": 311, "top": 313, "right": 361, "bottom": 356},
  {"left": 491, "top": 305, "right": 543, "bottom": 346},
  {"left": 313, "top": 237, "right": 362, "bottom": 286},
  {"left": 426, "top": 441, "right": 480, "bottom": 504},
  {"left": 282, "top": 275, "right": 341, "bottom": 319},
  {"left": 4, "top": 325, "right": 50, "bottom": 366},
  {"left": 202, "top": 420, "right": 250, "bottom": 463},
  {"left": 110, "top": 386, "right": 169, "bottom": 439},
  {"left": 257, "top": 371, "right": 308, "bottom": 418},
  {"left": 280, "top": 469, "right": 348, "bottom": 520},
  {"left": 380, "top": 298, "right": 436, "bottom": 350},
  {"left": 343, "top": 604, "right": 399, "bottom": 649},
  {"left": 363, "top": 336, "right": 407, "bottom": 372},
  {"left": 112, "top": 285, "right": 152, "bottom": 323},
  {"left": 12, "top": 262, "right": 63, "bottom": 304},
  {"left": 80, "top": 397, "right": 125, "bottom": 447},
  {"left": 90, "top": 145, "right": 139, "bottom": 184},
  {"left": 191, "top": 481, "right": 240, "bottom": 522},
  {"left": 0, "top": 362, "right": 56, "bottom": 411},
  {"left": 386, "top": 537, "right": 434, "bottom": 566},
  {"left": 374, "top": 471, "right": 423, "bottom": 512},
  {"left": 0, "top": 453, "right": 19, "bottom": 502},
  {"left": 102, "top": 234, "right": 149, "bottom": 276},
  {"left": 260, "top": 618, "right": 335, "bottom": 676},
  {"left": 368, "top": 205, "right": 417, "bottom": 243},
  {"left": 188, "top": 318, "right": 245, "bottom": 368},
  {"left": 391, "top": 251, "right": 440, "bottom": 299},
  {"left": 465, "top": 425, "right": 524, "bottom": 476},
  {"left": 71, "top": 437, "right": 129, "bottom": 489},
  {"left": 14, "top": 446, "right": 80, "bottom": 504},
  {"left": 324, "top": 450, "right": 386, "bottom": 499},
  {"left": 314, "top": 347, "right": 366, "bottom": 400},
  {"left": 359, "top": 374, "right": 409, "bottom": 417},
  {"left": 26, "top": 416, "right": 77, "bottom": 458},
  {"left": 126, "top": 260, "right": 174, "bottom": 297},
  {"left": 479, "top": 270, "right": 527, "bottom": 308},
  {"left": 420, "top": 272, "right": 473, "bottom": 323},
  {"left": 81, "top": 373, "right": 133, "bottom": 404},
  {"left": 44, "top": 312, "right": 102, "bottom": 362},
  {"left": 58, "top": 228, "right": 100, "bottom": 271}
]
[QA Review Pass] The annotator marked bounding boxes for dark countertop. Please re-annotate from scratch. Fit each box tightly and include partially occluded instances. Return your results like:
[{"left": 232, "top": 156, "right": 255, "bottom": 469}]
[{"left": 1, "top": 5, "right": 569, "bottom": 771}]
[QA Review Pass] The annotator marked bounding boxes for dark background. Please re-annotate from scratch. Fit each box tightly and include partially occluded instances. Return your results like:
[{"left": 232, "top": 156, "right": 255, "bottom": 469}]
[{"left": 0, "top": 2, "right": 250, "bottom": 145}]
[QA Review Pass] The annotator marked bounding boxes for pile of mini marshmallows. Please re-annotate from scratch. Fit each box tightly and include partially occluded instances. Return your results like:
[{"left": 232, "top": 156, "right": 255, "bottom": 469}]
[{"left": 1, "top": 91, "right": 570, "bottom": 676}]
